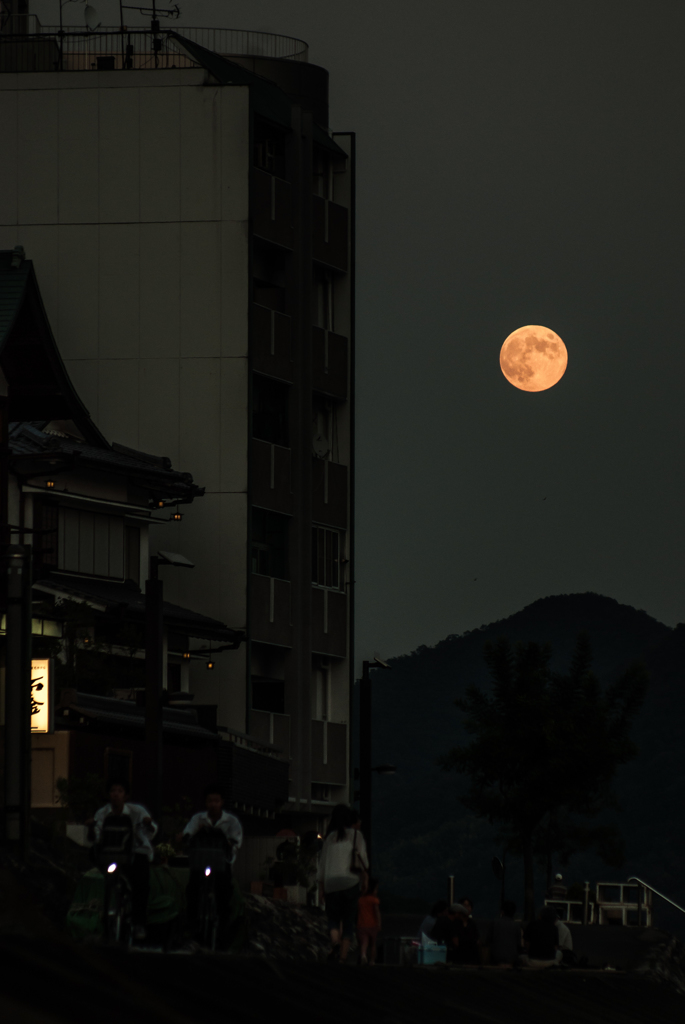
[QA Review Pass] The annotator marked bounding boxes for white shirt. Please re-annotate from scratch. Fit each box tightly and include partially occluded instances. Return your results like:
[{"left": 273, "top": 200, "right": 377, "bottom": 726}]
[
  {"left": 183, "top": 810, "right": 243, "bottom": 865},
  {"left": 94, "top": 802, "right": 158, "bottom": 862},
  {"left": 556, "top": 920, "right": 573, "bottom": 951},
  {"left": 316, "top": 827, "right": 369, "bottom": 893}
]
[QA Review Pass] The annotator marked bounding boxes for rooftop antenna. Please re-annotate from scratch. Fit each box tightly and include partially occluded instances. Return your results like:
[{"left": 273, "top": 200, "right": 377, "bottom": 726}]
[
  {"left": 120, "top": 0, "right": 180, "bottom": 27},
  {"left": 120, "top": 0, "right": 179, "bottom": 66}
]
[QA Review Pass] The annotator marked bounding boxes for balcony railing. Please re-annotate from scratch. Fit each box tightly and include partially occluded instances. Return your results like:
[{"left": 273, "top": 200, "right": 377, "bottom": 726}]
[
  {"left": 311, "top": 720, "right": 347, "bottom": 785},
  {"left": 0, "top": 25, "right": 308, "bottom": 73},
  {"left": 251, "top": 709, "right": 291, "bottom": 759}
]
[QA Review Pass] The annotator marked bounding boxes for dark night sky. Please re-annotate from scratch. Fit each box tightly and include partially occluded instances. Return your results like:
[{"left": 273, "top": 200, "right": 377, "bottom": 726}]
[{"left": 39, "top": 0, "right": 685, "bottom": 665}]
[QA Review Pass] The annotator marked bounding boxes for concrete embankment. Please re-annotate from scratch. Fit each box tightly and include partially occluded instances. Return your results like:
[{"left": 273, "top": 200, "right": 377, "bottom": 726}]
[
  {"left": 2, "top": 936, "right": 685, "bottom": 1024},
  {"left": 382, "top": 913, "right": 676, "bottom": 969}
]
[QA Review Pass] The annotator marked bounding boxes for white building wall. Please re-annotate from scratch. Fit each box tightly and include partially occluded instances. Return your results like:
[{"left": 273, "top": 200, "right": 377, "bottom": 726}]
[{"left": 0, "top": 69, "right": 250, "bottom": 731}]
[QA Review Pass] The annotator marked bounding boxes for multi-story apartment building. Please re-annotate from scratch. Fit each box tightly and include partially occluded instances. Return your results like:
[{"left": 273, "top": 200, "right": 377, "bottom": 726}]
[{"left": 0, "top": 24, "right": 355, "bottom": 834}]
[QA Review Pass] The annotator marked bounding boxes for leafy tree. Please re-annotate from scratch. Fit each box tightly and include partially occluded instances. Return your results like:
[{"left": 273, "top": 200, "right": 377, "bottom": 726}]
[
  {"left": 437, "top": 634, "right": 647, "bottom": 919},
  {"left": 532, "top": 808, "right": 625, "bottom": 891}
]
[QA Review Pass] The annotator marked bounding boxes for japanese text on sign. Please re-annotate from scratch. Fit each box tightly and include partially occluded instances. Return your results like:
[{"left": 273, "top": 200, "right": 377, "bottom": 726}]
[{"left": 31, "top": 659, "right": 51, "bottom": 733}]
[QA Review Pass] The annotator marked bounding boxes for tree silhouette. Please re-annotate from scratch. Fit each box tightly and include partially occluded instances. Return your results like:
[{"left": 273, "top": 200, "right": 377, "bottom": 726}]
[{"left": 437, "top": 634, "right": 647, "bottom": 919}]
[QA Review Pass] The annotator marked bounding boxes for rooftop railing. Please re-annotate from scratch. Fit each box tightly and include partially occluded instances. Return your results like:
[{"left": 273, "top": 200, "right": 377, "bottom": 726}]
[{"left": 0, "top": 23, "right": 309, "bottom": 73}]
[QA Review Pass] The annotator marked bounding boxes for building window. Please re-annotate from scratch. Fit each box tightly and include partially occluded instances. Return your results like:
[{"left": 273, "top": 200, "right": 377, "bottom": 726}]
[
  {"left": 312, "top": 268, "right": 334, "bottom": 331},
  {"left": 252, "top": 676, "right": 285, "bottom": 714},
  {"left": 33, "top": 500, "right": 59, "bottom": 572},
  {"left": 312, "top": 661, "right": 331, "bottom": 719},
  {"left": 253, "top": 374, "right": 290, "bottom": 447},
  {"left": 253, "top": 279, "right": 285, "bottom": 313},
  {"left": 312, "top": 526, "right": 340, "bottom": 589},
  {"left": 312, "top": 147, "right": 333, "bottom": 199},
  {"left": 251, "top": 507, "right": 289, "bottom": 580},
  {"left": 253, "top": 241, "right": 287, "bottom": 313},
  {"left": 254, "top": 120, "right": 287, "bottom": 178},
  {"left": 59, "top": 509, "right": 124, "bottom": 579},
  {"left": 312, "top": 394, "right": 336, "bottom": 460}
]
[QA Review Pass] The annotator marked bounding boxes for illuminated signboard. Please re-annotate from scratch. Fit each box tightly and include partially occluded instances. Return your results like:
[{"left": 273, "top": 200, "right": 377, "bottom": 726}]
[{"left": 31, "top": 659, "right": 53, "bottom": 734}]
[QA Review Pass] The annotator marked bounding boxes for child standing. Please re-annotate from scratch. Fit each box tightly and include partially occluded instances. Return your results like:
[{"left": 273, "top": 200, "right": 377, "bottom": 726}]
[{"left": 356, "top": 878, "right": 381, "bottom": 965}]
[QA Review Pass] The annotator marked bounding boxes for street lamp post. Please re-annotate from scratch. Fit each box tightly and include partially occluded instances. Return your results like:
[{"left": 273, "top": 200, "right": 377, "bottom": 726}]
[
  {"left": 359, "top": 657, "right": 392, "bottom": 863},
  {"left": 145, "top": 550, "right": 193, "bottom": 817},
  {"left": 3, "top": 544, "right": 31, "bottom": 856}
]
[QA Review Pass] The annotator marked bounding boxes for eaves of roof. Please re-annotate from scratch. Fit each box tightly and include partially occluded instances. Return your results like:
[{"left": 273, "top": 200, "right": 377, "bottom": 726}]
[
  {"left": 312, "top": 122, "right": 348, "bottom": 158},
  {"left": 0, "top": 251, "right": 107, "bottom": 446},
  {"left": 58, "top": 695, "right": 218, "bottom": 742},
  {"left": 38, "top": 572, "right": 244, "bottom": 646},
  {"left": 1, "top": 253, "right": 204, "bottom": 504},
  {"left": 9, "top": 421, "right": 202, "bottom": 499}
]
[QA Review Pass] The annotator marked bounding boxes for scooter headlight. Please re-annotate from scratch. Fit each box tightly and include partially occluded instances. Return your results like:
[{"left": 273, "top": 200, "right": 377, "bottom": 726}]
[
  {"left": 107, "top": 863, "right": 117, "bottom": 874},
  {"left": 205, "top": 866, "right": 212, "bottom": 877}
]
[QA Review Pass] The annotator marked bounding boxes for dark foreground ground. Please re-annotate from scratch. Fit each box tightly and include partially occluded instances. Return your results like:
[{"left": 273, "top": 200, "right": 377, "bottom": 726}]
[
  {"left": 2, "top": 936, "right": 684, "bottom": 1024},
  {"left": 2, "top": 860, "right": 684, "bottom": 1023}
]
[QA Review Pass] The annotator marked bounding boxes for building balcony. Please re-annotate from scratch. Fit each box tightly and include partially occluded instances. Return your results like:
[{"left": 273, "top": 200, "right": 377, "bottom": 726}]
[
  {"left": 250, "top": 574, "right": 292, "bottom": 647},
  {"left": 312, "top": 327, "right": 348, "bottom": 400},
  {"left": 250, "top": 709, "right": 291, "bottom": 760},
  {"left": 252, "top": 169, "right": 294, "bottom": 249},
  {"left": 217, "top": 737, "right": 289, "bottom": 815},
  {"left": 312, "top": 196, "right": 348, "bottom": 272},
  {"left": 251, "top": 439, "right": 292, "bottom": 515},
  {"left": 311, "top": 720, "right": 347, "bottom": 785},
  {"left": 312, "top": 458, "right": 347, "bottom": 529},
  {"left": 311, "top": 586, "right": 347, "bottom": 658},
  {"left": 251, "top": 304, "right": 293, "bottom": 382}
]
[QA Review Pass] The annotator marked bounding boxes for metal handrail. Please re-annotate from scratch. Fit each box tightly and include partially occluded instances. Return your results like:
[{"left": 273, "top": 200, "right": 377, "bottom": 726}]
[
  {"left": 627, "top": 876, "right": 685, "bottom": 916},
  {"left": 1, "top": 25, "right": 309, "bottom": 61}
]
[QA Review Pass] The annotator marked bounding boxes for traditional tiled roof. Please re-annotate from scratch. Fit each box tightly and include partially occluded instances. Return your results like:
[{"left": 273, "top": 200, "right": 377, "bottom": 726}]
[
  {"left": 9, "top": 421, "right": 202, "bottom": 501},
  {"left": 0, "top": 246, "right": 202, "bottom": 503},
  {"left": 36, "top": 572, "right": 243, "bottom": 646},
  {"left": 56, "top": 690, "right": 219, "bottom": 741},
  {"left": 0, "top": 248, "right": 107, "bottom": 442}
]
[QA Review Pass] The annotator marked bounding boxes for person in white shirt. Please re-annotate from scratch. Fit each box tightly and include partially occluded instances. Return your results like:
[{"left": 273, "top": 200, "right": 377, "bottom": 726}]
[
  {"left": 91, "top": 778, "right": 157, "bottom": 941},
  {"left": 556, "top": 915, "right": 573, "bottom": 956},
  {"left": 317, "top": 804, "right": 369, "bottom": 964},
  {"left": 181, "top": 790, "right": 243, "bottom": 862},
  {"left": 179, "top": 786, "right": 243, "bottom": 947}
]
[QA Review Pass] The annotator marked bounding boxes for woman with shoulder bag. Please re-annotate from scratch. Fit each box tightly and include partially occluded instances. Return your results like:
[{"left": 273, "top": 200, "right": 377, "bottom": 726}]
[{"left": 317, "top": 804, "right": 369, "bottom": 963}]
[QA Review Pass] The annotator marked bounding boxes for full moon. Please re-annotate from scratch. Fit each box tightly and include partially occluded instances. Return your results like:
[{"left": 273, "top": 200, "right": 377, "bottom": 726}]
[{"left": 500, "top": 325, "right": 568, "bottom": 392}]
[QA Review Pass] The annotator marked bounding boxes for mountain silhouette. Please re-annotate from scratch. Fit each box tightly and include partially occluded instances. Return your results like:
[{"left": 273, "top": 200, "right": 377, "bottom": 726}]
[{"left": 370, "top": 593, "right": 685, "bottom": 934}]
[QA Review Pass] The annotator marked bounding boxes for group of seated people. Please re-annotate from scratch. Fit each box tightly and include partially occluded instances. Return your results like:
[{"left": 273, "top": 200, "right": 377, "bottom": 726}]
[
  {"left": 89, "top": 777, "right": 242, "bottom": 945},
  {"left": 419, "top": 897, "right": 573, "bottom": 967}
]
